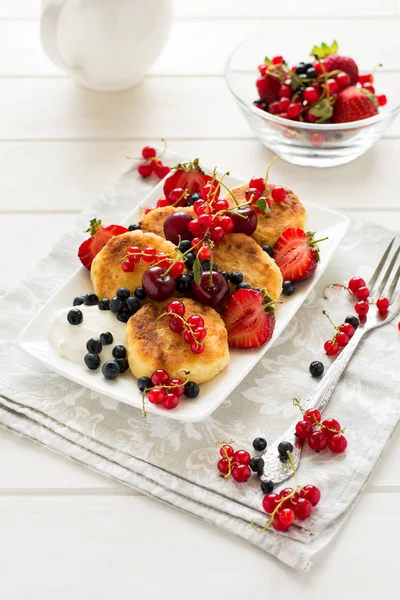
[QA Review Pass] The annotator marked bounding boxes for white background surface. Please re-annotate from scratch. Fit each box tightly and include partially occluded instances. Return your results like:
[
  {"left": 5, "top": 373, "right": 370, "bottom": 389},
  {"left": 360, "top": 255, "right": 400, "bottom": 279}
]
[{"left": 0, "top": 0, "right": 399, "bottom": 597}]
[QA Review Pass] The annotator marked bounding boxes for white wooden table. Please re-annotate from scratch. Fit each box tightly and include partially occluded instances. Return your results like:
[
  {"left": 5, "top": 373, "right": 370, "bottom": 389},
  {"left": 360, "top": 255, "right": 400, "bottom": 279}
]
[{"left": 0, "top": 1, "right": 399, "bottom": 597}]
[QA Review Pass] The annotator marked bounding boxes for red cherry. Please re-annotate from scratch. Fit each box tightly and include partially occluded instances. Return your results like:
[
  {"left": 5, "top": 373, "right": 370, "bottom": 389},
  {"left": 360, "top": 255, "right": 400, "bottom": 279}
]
[
  {"left": 293, "top": 498, "right": 313, "bottom": 520},
  {"left": 249, "top": 177, "right": 265, "bottom": 193},
  {"left": 303, "top": 87, "right": 319, "bottom": 103},
  {"left": 192, "top": 271, "right": 230, "bottom": 309},
  {"left": 217, "top": 458, "right": 230, "bottom": 474},
  {"left": 142, "top": 265, "right": 176, "bottom": 301},
  {"left": 300, "top": 485, "right": 321, "bottom": 507},
  {"left": 376, "top": 297, "right": 390, "bottom": 313},
  {"left": 335, "top": 331, "right": 349, "bottom": 347},
  {"left": 220, "top": 444, "right": 234, "bottom": 458},
  {"left": 303, "top": 408, "right": 321, "bottom": 425},
  {"left": 151, "top": 369, "right": 169, "bottom": 386},
  {"left": 377, "top": 94, "right": 387, "bottom": 107},
  {"left": 348, "top": 276, "right": 366, "bottom": 292},
  {"left": 169, "top": 317, "right": 184, "bottom": 333},
  {"left": 229, "top": 207, "right": 258, "bottom": 236},
  {"left": 324, "top": 340, "right": 339, "bottom": 356},
  {"left": 187, "top": 315, "right": 204, "bottom": 328},
  {"left": 321, "top": 418, "right": 341, "bottom": 438},
  {"left": 328, "top": 434, "right": 348, "bottom": 454},
  {"left": 190, "top": 341, "right": 205, "bottom": 354},
  {"left": 355, "top": 301, "right": 369, "bottom": 316},
  {"left": 262, "top": 493, "right": 281, "bottom": 514},
  {"left": 231, "top": 464, "right": 251, "bottom": 483},
  {"left": 138, "top": 162, "right": 153, "bottom": 178},
  {"left": 163, "top": 393, "right": 180, "bottom": 409},
  {"left": 141, "top": 146, "right": 157, "bottom": 159},
  {"left": 339, "top": 323, "right": 355, "bottom": 338},
  {"left": 308, "top": 431, "right": 328, "bottom": 452},
  {"left": 295, "top": 420, "right": 313, "bottom": 439},
  {"left": 277, "top": 508, "right": 295, "bottom": 528},
  {"left": 271, "top": 186, "right": 286, "bottom": 203},
  {"left": 232, "top": 449, "right": 251, "bottom": 465},
  {"left": 279, "top": 84, "right": 292, "bottom": 98},
  {"left": 148, "top": 388, "right": 166, "bottom": 404},
  {"left": 167, "top": 300, "right": 185, "bottom": 316},
  {"left": 355, "top": 286, "right": 369, "bottom": 300},
  {"left": 336, "top": 72, "right": 350, "bottom": 89}
]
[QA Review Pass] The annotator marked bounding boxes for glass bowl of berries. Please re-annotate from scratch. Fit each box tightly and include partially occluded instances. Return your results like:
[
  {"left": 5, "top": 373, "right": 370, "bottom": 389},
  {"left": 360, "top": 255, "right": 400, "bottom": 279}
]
[{"left": 225, "top": 34, "right": 400, "bottom": 167}]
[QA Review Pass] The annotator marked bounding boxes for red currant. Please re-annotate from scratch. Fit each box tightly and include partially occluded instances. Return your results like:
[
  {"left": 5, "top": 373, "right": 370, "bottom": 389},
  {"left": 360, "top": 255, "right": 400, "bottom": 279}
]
[
  {"left": 163, "top": 393, "right": 180, "bottom": 410},
  {"left": 377, "top": 94, "right": 387, "bottom": 107},
  {"left": 167, "top": 300, "right": 185, "bottom": 316},
  {"left": 220, "top": 215, "right": 234, "bottom": 233},
  {"left": 277, "top": 508, "right": 295, "bottom": 528},
  {"left": 324, "top": 340, "right": 339, "bottom": 356},
  {"left": 138, "top": 163, "right": 153, "bottom": 178},
  {"left": 321, "top": 418, "right": 341, "bottom": 438},
  {"left": 232, "top": 449, "right": 251, "bottom": 466},
  {"left": 305, "top": 111, "right": 317, "bottom": 123},
  {"left": 157, "top": 198, "right": 170, "bottom": 208},
  {"left": 326, "top": 78, "right": 338, "bottom": 95},
  {"left": 328, "top": 434, "right": 348, "bottom": 454},
  {"left": 376, "top": 297, "right": 390, "bottom": 313},
  {"left": 278, "top": 97, "right": 290, "bottom": 112},
  {"left": 210, "top": 226, "right": 224, "bottom": 242},
  {"left": 245, "top": 187, "right": 262, "bottom": 202},
  {"left": 303, "top": 408, "right": 321, "bottom": 425},
  {"left": 151, "top": 369, "right": 169, "bottom": 386},
  {"left": 313, "top": 61, "right": 323, "bottom": 75},
  {"left": 141, "top": 146, "right": 157, "bottom": 159},
  {"left": 142, "top": 247, "right": 155, "bottom": 263},
  {"left": 220, "top": 444, "right": 234, "bottom": 458},
  {"left": 336, "top": 72, "right": 350, "bottom": 89},
  {"left": 169, "top": 262, "right": 184, "bottom": 279},
  {"left": 168, "top": 379, "right": 185, "bottom": 397},
  {"left": 308, "top": 431, "right": 328, "bottom": 452},
  {"left": 169, "top": 317, "right": 184, "bottom": 333},
  {"left": 122, "top": 261, "right": 134, "bottom": 272},
  {"left": 359, "top": 73, "right": 373, "bottom": 85},
  {"left": 154, "top": 162, "right": 170, "bottom": 179},
  {"left": 193, "top": 326, "right": 207, "bottom": 340},
  {"left": 144, "top": 207, "right": 154, "bottom": 215},
  {"left": 197, "top": 213, "right": 212, "bottom": 229},
  {"left": 279, "top": 84, "right": 292, "bottom": 98},
  {"left": 271, "top": 55, "right": 283, "bottom": 65},
  {"left": 355, "top": 300, "right": 369, "bottom": 316},
  {"left": 148, "top": 388, "right": 166, "bottom": 404},
  {"left": 272, "top": 516, "right": 290, "bottom": 531},
  {"left": 295, "top": 420, "right": 313, "bottom": 439},
  {"left": 339, "top": 323, "right": 355, "bottom": 338},
  {"left": 268, "top": 101, "right": 280, "bottom": 115},
  {"left": 362, "top": 82, "right": 375, "bottom": 94},
  {"left": 293, "top": 498, "right": 312, "bottom": 520},
  {"left": 258, "top": 63, "right": 268, "bottom": 76},
  {"left": 193, "top": 199, "right": 206, "bottom": 216},
  {"left": 201, "top": 183, "right": 219, "bottom": 201},
  {"left": 249, "top": 177, "right": 265, "bottom": 193},
  {"left": 190, "top": 341, "right": 205, "bottom": 354},
  {"left": 279, "top": 112, "right": 289, "bottom": 119},
  {"left": 262, "top": 493, "right": 281, "bottom": 514},
  {"left": 231, "top": 464, "right": 251, "bottom": 483},
  {"left": 348, "top": 276, "right": 366, "bottom": 292},
  {"left": 217, "top": 458, "right": 230, "bottom": 474},
  {"left": 354, "top": 286, "right": 370, "bottom": 300},
  {"left": 300, "top": 485, "right": 321, "bottom": 507},
  {"left": 335, "top": 331, "right": 349, "bottom": 347},
  {"left": 287, "top": 103, "right": 301, "bottom": 119},
  {"left": 187, "top": 315, "right": 204, "bottom": 328},
  {"left": 303, "top": 87, "right": 319, "bottom": 103},
  {"left": 213, "top": 199, "right": 229, "bottom": 212},
  {"left": 198, "top": 246, "right": 211, "bottom": 261},
  {"left": 271, "top": 186, "right": 286, "bottom": 203}
]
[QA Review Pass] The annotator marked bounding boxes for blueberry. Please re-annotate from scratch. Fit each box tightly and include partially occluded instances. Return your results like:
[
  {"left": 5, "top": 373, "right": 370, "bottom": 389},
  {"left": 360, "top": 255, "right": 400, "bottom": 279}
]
[
  {"left": 112, "top": 344, "right": 126, "bottom": 359},
  {"left": 230, "top": 271, "right": 243, "bottom": 285},
  {"left": 220, "top": 271, "right": 230, "bottom": 281},
  {"left": 137, "top": 376, "right": 152, "bottom": 392},
  {"left": 116, "top": 287, "right": 130, "bottom": 300},
  {"left": 187, "top": 192, "right": 201, "bottom": 206},
  {"left": 345, "top": 315, "right": 359, "bottom": 329},
  {"left": 73, "top": 296, "right": 84, "bottom": 306},
  {"left": 125, "top": 296, "right": 141, "bottom": 314},
  {"left": 100, "top": 331, "right": 113, "bottom": 345},
  {"left": 115, "top": 358, "right": 129, "bottom": 374},
  {"left": 110, "top": 296, "right": 125, "bottom": 313},
  {"left": 102, "top": 360, "right": 120, "bottom": 380},
  {"left": 176, "top": 274, "right": 192, "bottom": 294},
  {"left": 128, "top": 223, "right": 141, "bottom": 231},
  {"left": 295, "top": 64, "right": 306, "bottom": 75},
  {"left": 249, "top": 456, "right": 265, "bottom": 476},
  {"left": 309, "top": 360, "right": 324, "bottom": 378},
  {"left": 303, "top": 62, "right": 313, "bottom": 70},
  {"left": 260, "top": 479, "right": 274, "bottom": 494},
  {"left": 188, "top": 271, "right": 194, "bottom": 281},
  {"left": 306, "top": 67, "right": 318, "bottom": 78},
  {"left": 184, "top": 381, "right": 200, "bottom": 399},
  {"left": 84, "top": 353, "right": 100, "bottom": 370},
  {"left": 116, "top": 312, "right": 130, "bottom": 323},
  {"left": 185, "top": 252, "right": 195, "bottom": 268},
  {"left": 83, "top": 293, "right": 98, "bottom": 306},
  {"left": 202, "top": 260, "right": 218, "bottom": 272},
  {"left": 237, "top": 282, "right": 251, "bottom": 290},
  {"left": 262, "top": 245, "right": 273, "bottom": 257},
  {"left": 283, "top": 281, "right": 295, "bottom": 296},
  {"left": 86, "top": 337, "right": 102, "bottom": 354},
  {"left": 179, "top": 240, "right": 192, "bottom": 253},
  {"left": 98, "top": 298, "right": 110, "bottom": 310},
  {"left": 134, "top": 286, "right": 147, "bottom": 300},
  {"left": 67, "top": 308, "right": 83, "bottom": 325},
  {"left": 278, "top": 441, "right": 293, "bottom": 459},
  {"left": 253, "top": 437, "right": 267, "bottom": 452}
]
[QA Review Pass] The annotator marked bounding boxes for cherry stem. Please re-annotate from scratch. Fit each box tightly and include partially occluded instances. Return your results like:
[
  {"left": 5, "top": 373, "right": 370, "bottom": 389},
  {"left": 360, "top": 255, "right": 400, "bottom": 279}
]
[
  {"left": 264, "top": 156, "right": 279, "bottom": 185},
  {"left": 217, "top": 177, "right": 239, "bottom": 206}
]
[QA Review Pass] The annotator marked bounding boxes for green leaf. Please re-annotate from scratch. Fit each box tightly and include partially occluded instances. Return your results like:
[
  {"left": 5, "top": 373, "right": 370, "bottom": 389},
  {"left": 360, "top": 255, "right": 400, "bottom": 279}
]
[
  {"left": 256, "top": 197, "right": 271, "bottom": 214},
  {"left": 310, "top": 98, "right": 334, "bottom": 122},
  {"left": 289, "top": 71, "right": 302, "bottom": 92},
  {"left": 310, "top": 40, "right": 339, "bottom": 59},
  {"left": 193, "top": 254, "right": 203, "bottom": 286},
  {"left": 264, "top": 56, "right": 272, "bottom": 65},
  {"left": 360, "top": 88, "right": 379, "bottom": 107}
]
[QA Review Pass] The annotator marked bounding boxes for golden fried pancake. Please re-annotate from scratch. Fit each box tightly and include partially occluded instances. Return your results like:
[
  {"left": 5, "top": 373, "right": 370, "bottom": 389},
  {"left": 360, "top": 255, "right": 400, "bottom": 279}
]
[
  {"left": 224, "top": 183, "right": 307, "bottom": 247},
  {"left": 212, "top": 234, "right": 282, "bottom": 301},
  {"left": 91, "top": 231, "right": 178, "bottom": 300},
  {"left": 125, "top": 298, "right": 229, "bottom": 384},
  {"left": 139, "top": 206, "right": 195, "bottom": 239}
]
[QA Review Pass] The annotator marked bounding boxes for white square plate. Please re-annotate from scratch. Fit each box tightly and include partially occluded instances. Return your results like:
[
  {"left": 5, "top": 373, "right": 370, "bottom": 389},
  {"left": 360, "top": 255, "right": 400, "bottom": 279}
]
[{"left": 18, "top": 171, "right": 349, "bottom": 422}]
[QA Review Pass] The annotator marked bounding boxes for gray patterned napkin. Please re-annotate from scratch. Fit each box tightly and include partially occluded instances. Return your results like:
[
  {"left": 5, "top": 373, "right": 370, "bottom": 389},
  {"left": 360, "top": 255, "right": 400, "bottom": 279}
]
[{"left": 0, "top": 153, "right": 399, "bottom": 571}]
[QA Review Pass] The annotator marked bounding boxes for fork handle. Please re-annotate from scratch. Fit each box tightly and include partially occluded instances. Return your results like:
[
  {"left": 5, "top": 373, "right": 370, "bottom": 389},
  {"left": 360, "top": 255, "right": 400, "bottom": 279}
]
[{"left": 305, "top": 327, "right": 365, "bottom": 412}]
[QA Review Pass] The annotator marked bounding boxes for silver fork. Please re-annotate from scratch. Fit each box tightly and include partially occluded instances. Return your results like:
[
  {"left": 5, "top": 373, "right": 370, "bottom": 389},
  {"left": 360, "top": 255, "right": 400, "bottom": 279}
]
[{"left": 261, "top": 237, "right": 400, "bottom": 485}]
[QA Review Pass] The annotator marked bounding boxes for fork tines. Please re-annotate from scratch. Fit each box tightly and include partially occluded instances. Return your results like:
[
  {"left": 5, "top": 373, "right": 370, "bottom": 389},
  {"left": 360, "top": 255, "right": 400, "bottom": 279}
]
[{"left": 368, "top": 237, "right": 400, "bottom": 303}]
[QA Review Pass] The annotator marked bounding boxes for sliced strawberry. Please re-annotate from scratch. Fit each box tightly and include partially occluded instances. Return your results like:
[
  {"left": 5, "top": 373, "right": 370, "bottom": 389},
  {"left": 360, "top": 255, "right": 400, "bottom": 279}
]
[
  {"left": 78, "top": 218, "right": 128, "bottom": 270},
  {"left": 273, "top": 228, "right": 326, "bottom": 282},
  {"left": 163, "top": 158, "right": 211, "bottom": 200},
  {"left": 222, "top": 289, "right": 275, "bottom": 349}
]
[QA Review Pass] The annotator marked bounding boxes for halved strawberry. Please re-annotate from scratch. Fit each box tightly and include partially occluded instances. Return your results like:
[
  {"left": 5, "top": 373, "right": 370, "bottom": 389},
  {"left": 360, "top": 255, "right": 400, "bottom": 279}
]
[
  {"left": 273, "top": 228, "right": 326, "bottom": 282},
  {"left": 222, "top": 289, "right": 275, "bottom": 349},
  {"left": 78, "top": 218, "right": 128, "bottom": 270},
  {"left": 163, "top": 158, "right": 211, "bottom": 200}
]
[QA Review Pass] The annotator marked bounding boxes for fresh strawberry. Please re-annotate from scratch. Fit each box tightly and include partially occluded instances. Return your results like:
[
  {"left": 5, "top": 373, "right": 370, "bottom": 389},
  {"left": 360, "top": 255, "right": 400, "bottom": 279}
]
[
  {"left": 311, "top": 41, "right": 359, "bottom": 85},
  {"left": 333, "top": 86, "right": 378, "bottom": 123},
  {"left": 273, "top": 228, "right": 326, "bottom": 282},
  {"left": 256, "top": 73, "right": 281, "bottom": 104},
  {"left": 163, "top": 158, "right": 211, "bottom": 200},
  {"left": 222, "top": 289, "right": 275, "bottom": 349},
  {"left": 78, "top": 218, "right": 128, "bottom": 270}
]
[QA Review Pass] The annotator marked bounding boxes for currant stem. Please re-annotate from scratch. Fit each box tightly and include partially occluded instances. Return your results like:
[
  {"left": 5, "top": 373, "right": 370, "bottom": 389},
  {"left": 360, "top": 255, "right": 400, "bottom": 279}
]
[
  {"left": 322, "top": 309, "right": 338, "bottom": 330},
  {"left": 156, "top": 311, "right": 204, "bottom": 349}
]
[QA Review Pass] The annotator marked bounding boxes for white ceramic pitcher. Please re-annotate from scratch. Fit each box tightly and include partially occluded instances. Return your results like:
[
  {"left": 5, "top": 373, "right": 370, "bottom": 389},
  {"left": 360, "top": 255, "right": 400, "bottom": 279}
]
[{"left": 40, "top": 0, "right": 172, "bottom": 92}]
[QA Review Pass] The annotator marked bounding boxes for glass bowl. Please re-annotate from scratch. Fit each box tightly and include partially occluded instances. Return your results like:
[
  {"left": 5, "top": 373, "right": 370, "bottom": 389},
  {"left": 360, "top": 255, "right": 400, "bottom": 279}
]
[{"left": 225, "top": 31, "right": 400, "bottom": 167}]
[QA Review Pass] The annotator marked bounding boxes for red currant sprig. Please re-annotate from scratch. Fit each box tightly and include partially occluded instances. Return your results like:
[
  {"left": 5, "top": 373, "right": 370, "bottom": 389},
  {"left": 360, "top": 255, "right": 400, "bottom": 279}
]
[
  {"left": 322, "top": 310, "right": 355, "bottom": 356},
  {"left": 293, "top": 397, "right": 347, "bottom": 454},
  {"left": 141, "top": 368, "right": 191, "bottom": 414},
  {"left": 121, "top": 246, "right": 184, "bottom": 278},
  {"left": 136, "top": 141, "right": 170, "bottom": 179},
  {"left": 246, "top": 156, "right": 286, "bottom": 215},
  {"left": 157, "top": 300, "right": 207, "bottom": 354},
  {"left": 216, "top": 441, "right": 252, "bottom": 483},
  {"left": 156, "top": 187, "right": 189, "bottom": 209}
]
